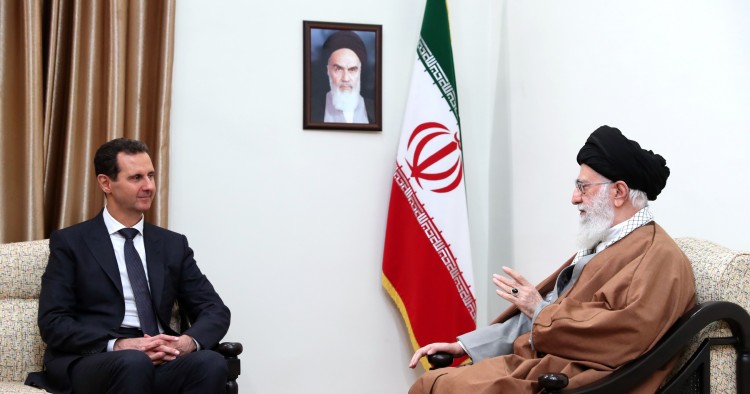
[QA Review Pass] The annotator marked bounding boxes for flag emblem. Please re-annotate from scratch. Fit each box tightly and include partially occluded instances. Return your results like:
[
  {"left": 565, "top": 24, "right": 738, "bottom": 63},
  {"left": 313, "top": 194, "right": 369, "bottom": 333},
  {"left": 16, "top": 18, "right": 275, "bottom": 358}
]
[{"left": 406, "top": 122, "right": 464, "bottom": 194}]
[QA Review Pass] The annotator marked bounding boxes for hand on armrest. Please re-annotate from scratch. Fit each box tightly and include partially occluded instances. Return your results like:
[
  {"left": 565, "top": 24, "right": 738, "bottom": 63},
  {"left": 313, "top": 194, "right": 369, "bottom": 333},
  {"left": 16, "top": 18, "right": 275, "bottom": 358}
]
[{"left": 409, "top": 342, "right": 465, "bottom": 369}]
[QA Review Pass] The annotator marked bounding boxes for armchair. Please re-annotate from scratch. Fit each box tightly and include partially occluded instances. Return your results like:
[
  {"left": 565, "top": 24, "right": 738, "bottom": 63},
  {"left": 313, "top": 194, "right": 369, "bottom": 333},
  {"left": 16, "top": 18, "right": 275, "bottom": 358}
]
[
  {"left": 428, "top": 237, "right": 750, "bottom": 393},
  {"left": 0, "top": 239, "right": 243, "bottom": 393}
]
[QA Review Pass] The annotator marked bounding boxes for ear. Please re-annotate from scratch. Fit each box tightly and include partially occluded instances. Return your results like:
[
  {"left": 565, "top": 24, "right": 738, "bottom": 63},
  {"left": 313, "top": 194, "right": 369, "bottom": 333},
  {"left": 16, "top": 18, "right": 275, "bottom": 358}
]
[
  {"left": 611, "top": 181, "right": 629, "bottom": 208},
  {"left": 97, "top": 174, "right": 112, "bottom": 194}
]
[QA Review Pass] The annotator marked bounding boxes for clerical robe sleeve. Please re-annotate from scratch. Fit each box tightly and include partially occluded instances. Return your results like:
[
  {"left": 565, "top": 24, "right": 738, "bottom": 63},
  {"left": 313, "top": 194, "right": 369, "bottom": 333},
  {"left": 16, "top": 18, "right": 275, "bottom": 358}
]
[
  {"left": 458, "top": 312, "right": 532, "bottom": 362},
  {"left": 530, "top": 237, "right": 695, "bottom": 368}
]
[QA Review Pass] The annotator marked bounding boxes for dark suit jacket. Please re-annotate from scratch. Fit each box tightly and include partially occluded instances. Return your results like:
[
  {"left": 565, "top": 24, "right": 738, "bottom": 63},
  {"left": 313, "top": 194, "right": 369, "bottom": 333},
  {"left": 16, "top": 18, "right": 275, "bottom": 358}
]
[{"left": 26, "top": 210, "right": 231, "bottom": 392}]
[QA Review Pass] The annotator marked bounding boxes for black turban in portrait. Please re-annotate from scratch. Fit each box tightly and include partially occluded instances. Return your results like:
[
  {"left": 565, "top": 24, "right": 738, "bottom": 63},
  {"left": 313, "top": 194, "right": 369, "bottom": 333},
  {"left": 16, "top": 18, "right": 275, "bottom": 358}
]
[
  {"left": 576, "top": 125, "right": 670, "bottom": 200},
  {"left": 322, "top": 30, "right": 367, "bottom": 68}
]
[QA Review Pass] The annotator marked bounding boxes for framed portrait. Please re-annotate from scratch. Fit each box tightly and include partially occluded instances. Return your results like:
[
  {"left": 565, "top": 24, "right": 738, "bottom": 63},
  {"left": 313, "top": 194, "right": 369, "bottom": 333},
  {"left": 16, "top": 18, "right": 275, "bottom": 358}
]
[{"left": 303, "top": 21, "right": 382, "bottom": 131}]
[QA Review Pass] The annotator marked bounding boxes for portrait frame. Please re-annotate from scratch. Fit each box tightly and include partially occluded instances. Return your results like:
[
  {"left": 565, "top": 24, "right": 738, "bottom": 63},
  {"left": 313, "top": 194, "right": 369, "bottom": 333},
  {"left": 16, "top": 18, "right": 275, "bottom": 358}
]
[{"left": 303, "top": 21, "right": 382, "bottom": 131}]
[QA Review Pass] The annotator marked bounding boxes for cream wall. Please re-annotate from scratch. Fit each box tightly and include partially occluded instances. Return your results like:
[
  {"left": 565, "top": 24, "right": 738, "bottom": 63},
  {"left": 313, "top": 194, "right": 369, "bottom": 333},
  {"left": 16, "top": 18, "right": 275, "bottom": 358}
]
[
  {"left": 169, "top": 1, "right": 749, "bottom": 393},
  {"left": 500, "top": 0, "right": 750, "bottom": 294}
]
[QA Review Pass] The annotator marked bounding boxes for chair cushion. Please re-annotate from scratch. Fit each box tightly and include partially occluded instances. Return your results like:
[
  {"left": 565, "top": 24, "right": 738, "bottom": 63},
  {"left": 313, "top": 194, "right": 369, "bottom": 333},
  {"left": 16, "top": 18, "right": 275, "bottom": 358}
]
[
  {"left": 0, "top": 381, "right": 49, "bottom": 393},
  {"left": 0, "top": 240, "right": 49, "bottom": 299},
  {"left": 671, "top": 237, "right": 750, "bottom": 393},
  {"left": 0, "top": 299, "right": 45, "bottom": 382},
  {"left": 0, "top": 240, "right": 49, "bottom": 384},
  {"left": 677, "top": 237, "right": 750, "bottom": 307}
]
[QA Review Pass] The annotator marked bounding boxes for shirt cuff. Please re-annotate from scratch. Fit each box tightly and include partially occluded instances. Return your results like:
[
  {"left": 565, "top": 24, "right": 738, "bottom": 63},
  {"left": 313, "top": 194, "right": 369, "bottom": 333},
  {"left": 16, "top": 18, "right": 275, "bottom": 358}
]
[
  {"left": 107, "top": 339, "right": 116, "bottom": 352},
  {"left": 457, "top": 340, "right": 468, "bottom": 356}
]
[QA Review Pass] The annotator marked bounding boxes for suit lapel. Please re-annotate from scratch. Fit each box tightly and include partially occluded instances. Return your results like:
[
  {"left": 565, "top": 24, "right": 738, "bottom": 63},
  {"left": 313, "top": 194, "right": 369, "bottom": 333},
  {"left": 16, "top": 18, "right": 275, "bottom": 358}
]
[
  {"left": 84, "top": 212, "right": 124, "bottom": 296},
  {"left": 143, "top": 224, "right": 166, "bottom": 317}
]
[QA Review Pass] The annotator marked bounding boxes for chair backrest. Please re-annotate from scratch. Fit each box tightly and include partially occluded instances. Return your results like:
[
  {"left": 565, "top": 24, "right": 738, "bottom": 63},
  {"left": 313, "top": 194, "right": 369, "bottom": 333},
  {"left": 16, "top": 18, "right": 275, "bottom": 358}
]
[
  {"left": 673, "top": 237, "right": 750, "bottom": 394},
  {"left": 0, "top": 239, "right": 49, "bottom": 382}
]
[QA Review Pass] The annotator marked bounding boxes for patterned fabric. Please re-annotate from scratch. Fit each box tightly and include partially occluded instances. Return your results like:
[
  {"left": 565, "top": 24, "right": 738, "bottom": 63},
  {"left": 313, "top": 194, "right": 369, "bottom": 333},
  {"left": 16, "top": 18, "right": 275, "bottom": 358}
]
[
  {"left": 0, "top": 240, "right": 49, "bottom": 386},
  {"left": 0, "top": 240, "right": 48, "bottom": 300},
  {"left": 0, "top": 382, "right": 47, "bottom": 393},
  {"left": 572, "top": 205, "right": 654, "bottom": 264},
  {"left": 670, "top": 237, "right": 750, "bottom": 394}
]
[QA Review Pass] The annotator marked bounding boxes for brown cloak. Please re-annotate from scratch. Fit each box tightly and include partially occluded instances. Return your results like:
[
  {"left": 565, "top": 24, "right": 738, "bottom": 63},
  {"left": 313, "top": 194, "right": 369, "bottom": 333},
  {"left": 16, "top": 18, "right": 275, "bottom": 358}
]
[{"left": 410, "top": 222, "right": 695, "bottom": 393}]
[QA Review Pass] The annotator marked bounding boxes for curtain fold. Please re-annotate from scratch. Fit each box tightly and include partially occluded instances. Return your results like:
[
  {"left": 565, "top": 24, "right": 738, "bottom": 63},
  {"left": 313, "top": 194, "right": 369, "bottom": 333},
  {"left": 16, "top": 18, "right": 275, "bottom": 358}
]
[
  {"left": 0, "top": 0, "right": 45, "bottom": 242},
  {"left": 1, "top": 0, "right": 175, "bottom": 244}
]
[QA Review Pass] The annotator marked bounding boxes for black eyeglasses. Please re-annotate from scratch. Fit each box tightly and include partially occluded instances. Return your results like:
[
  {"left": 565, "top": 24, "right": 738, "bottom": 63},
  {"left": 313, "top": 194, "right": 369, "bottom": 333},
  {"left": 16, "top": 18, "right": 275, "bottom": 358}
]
[{"left": 574, "top": 181, "right": 611, "bottom": 195}]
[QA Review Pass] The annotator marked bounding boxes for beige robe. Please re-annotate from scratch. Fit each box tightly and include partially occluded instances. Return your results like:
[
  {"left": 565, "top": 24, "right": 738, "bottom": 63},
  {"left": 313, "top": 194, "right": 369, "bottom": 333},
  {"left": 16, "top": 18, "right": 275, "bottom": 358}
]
[{"left": 410, "top": 222, "right": 695, "bottom": 394}]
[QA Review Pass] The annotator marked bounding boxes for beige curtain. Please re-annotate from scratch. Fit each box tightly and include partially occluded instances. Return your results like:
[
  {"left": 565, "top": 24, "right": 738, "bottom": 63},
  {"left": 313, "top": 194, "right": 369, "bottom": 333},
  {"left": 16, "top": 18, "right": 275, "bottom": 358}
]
[{"left": 0, "top": 0, "right": 175, "bottom": 243}]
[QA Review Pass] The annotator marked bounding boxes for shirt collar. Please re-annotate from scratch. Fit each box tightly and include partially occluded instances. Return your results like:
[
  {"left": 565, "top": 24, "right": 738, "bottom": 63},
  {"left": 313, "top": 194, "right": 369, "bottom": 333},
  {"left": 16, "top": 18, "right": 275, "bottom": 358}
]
[{"left": 103, "top": 206, "right": 145, "bottom": 236}]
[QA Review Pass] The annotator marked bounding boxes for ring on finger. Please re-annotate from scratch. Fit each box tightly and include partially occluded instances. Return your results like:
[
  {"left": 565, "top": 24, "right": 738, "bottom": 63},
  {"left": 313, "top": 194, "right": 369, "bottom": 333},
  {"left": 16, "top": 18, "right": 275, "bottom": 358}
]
[{"left": 511, "top": 287, "right": 519, "bottom": 297}]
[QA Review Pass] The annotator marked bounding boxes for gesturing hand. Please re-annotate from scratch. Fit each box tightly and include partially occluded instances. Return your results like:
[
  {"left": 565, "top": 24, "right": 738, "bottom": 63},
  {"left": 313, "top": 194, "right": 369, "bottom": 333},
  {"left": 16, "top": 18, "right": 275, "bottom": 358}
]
[
  {"left": 408, "top": 342, "right": 465, "bottom": 369},
  {"left": 494, "top": 266, "right": 543, "bottom": 318}
]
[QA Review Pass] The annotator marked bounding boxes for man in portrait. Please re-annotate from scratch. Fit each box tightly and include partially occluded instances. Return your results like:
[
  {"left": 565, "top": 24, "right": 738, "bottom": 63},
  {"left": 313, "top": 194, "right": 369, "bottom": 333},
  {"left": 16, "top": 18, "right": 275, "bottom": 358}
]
[{"left": 311, "top": 30, "right": 374, "bottom": 124}]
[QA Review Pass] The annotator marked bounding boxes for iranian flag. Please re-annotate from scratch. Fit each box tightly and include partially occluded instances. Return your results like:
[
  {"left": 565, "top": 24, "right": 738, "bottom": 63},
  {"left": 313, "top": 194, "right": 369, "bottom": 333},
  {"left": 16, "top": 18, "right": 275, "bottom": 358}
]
[{"left": 382, "top": 0, "right": 475, "bottom": 370}]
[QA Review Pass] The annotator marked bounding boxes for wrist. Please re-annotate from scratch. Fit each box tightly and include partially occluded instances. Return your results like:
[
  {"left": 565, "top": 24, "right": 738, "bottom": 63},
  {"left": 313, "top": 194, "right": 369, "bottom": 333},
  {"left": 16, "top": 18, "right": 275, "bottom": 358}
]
[{"left": 182, "top": 334, "right": 198, "bottom": 352}]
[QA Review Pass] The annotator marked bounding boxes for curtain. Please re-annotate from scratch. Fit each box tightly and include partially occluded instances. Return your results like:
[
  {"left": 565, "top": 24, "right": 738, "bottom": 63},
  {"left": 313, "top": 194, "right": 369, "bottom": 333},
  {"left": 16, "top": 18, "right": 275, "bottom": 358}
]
[{"left": 0, "top": 0, "right": 175, "bottom": 243}]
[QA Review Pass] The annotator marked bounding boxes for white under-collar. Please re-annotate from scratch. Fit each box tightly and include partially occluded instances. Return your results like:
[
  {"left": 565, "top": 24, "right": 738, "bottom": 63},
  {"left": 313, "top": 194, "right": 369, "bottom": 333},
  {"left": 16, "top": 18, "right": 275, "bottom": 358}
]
[{"left": 103, "top": 206, "right": 145, "bottom": 235}]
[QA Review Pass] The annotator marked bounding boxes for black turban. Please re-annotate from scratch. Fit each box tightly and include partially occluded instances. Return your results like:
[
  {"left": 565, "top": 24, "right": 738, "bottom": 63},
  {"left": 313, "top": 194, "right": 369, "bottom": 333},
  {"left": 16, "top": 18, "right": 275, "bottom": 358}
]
[
  {"left": 576, "top": 125, "right": 669, "bottom": 200},
  {"left": 322, "top": 30, "right": 367, "bottom": 67}
]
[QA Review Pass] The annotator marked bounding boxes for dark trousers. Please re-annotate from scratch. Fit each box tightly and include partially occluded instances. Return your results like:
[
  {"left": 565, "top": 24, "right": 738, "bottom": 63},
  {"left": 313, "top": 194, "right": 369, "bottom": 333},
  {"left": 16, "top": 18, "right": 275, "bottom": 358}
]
[{"left": 69, "top": 349, "right": 228, "bottom": 394}]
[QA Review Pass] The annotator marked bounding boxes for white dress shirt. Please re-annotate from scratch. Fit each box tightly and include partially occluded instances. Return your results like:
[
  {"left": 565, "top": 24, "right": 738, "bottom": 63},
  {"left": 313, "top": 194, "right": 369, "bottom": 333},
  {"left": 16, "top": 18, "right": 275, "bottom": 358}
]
[{"left": 103, "top": 207, "right": 163, "bottom": 351}]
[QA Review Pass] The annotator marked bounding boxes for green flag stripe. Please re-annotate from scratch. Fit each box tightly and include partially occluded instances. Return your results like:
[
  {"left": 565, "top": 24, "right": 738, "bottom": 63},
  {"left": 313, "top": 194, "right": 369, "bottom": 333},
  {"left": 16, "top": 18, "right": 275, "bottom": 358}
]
[
  {"left": 420, "top": 1, "right": 457, "bottom": 95},
  {"left": 417, "top": 38, "right": 460, "bottom": 123},
  {"left": 418, "top": 0, "right": 460, "bottom": 128}
]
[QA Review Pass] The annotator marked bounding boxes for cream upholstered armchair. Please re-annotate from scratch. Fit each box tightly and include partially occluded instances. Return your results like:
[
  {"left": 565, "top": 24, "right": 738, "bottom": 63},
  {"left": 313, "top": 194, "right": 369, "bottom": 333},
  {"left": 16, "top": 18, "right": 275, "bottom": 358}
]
[
  {"left": 427, "top": 237, "right": 750, "bottom": 393},
  {"left": 0, "top": 240, "right": 47, "bottom": 393},
  {"left": 0, "top": 239, "right": 242, "bottom": 393},
  {"left": 667, "top": 238, "right": 750, "bottom": 393}
]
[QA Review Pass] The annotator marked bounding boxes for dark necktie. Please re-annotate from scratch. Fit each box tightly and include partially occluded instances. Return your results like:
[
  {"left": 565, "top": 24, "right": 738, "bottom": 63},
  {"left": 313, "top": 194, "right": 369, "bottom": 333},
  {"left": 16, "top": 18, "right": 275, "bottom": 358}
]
[{"left": 118, "top": 228, "right": 159, "bottom": 336}]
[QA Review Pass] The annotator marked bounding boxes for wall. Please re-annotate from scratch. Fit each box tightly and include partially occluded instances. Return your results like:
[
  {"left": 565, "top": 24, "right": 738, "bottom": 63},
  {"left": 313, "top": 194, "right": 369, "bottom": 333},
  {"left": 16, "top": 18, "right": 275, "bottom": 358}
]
[
  {"left": 169, "top": 0, "right": 749, "bottom": 392},
  {"left": 169, "top": 0, "right": 497, "bottom": 392},
  {"left": 501, "top": 0, "right": 750, "bottom": 290}
]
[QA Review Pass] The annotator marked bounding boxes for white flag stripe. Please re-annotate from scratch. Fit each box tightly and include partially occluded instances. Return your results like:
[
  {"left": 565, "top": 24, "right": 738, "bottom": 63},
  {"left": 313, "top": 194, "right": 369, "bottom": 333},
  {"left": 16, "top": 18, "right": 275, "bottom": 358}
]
[{"left": 397, "top": 57, "right": 475, "bottom": 299}]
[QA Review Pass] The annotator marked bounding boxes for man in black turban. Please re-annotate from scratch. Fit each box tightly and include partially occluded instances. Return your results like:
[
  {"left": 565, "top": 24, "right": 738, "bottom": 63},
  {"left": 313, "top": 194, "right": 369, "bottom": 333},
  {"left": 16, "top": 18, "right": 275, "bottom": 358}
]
[
  {"left": 577, "top": 125, "right": 669, "bottom": 201},
  {"left": 313, "top": 30, "right": 373, "bottom": 124},
  {"left": 408, "top": 126, "right": 694, "bottom": 394}
]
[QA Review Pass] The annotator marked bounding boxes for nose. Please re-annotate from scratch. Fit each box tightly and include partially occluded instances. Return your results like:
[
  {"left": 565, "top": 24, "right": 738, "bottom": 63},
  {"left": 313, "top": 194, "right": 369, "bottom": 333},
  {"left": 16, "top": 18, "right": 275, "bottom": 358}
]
[
  {"left": 143, "top": 177, "right": 155, "bottom": 191},
  {"left": 342, "top": 69, "right": 351, "bottom": 81},
  {"left": 571, "top": 188, "right": 582, "bottom": 205}
]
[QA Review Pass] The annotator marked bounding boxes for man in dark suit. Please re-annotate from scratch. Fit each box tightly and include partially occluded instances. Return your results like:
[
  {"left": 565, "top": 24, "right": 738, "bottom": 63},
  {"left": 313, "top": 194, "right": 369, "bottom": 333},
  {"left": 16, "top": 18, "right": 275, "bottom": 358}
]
[{"left": 26, "top": 138, "right": 231, "bottom": 393}]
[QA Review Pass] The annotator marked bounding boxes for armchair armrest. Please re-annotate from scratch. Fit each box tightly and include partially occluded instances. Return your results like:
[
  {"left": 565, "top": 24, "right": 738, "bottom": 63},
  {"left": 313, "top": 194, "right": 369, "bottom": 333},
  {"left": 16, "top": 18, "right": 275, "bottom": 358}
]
[
  {"left": 213, "top": 342, "right": 243, "bottom": 394},
  {"left": 426, "top": 352, "right": 454, "bottom": 369},
  {"left": 215, "top": 342, "right": 243, "bottom": 358}
]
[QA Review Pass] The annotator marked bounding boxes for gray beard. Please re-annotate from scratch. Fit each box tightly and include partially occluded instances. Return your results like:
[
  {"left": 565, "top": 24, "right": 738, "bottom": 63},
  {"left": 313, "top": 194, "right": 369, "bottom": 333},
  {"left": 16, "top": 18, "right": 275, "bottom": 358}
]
[
  {"left": 329, "top": 79, "right": 361, "bottom": 113},
  {"left": 576, "top": 186, "right": 615, "bottom": 249}
]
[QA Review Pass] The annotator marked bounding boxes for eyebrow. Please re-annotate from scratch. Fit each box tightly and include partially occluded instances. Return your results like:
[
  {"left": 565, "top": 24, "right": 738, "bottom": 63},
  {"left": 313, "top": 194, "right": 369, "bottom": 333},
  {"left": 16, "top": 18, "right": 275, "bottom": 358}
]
[
  {"left": 330, "top": 63, "right": 359, "bottom": 70},
  {"left": 128, "top": 171, "right": 155, "bottom": 178}
]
